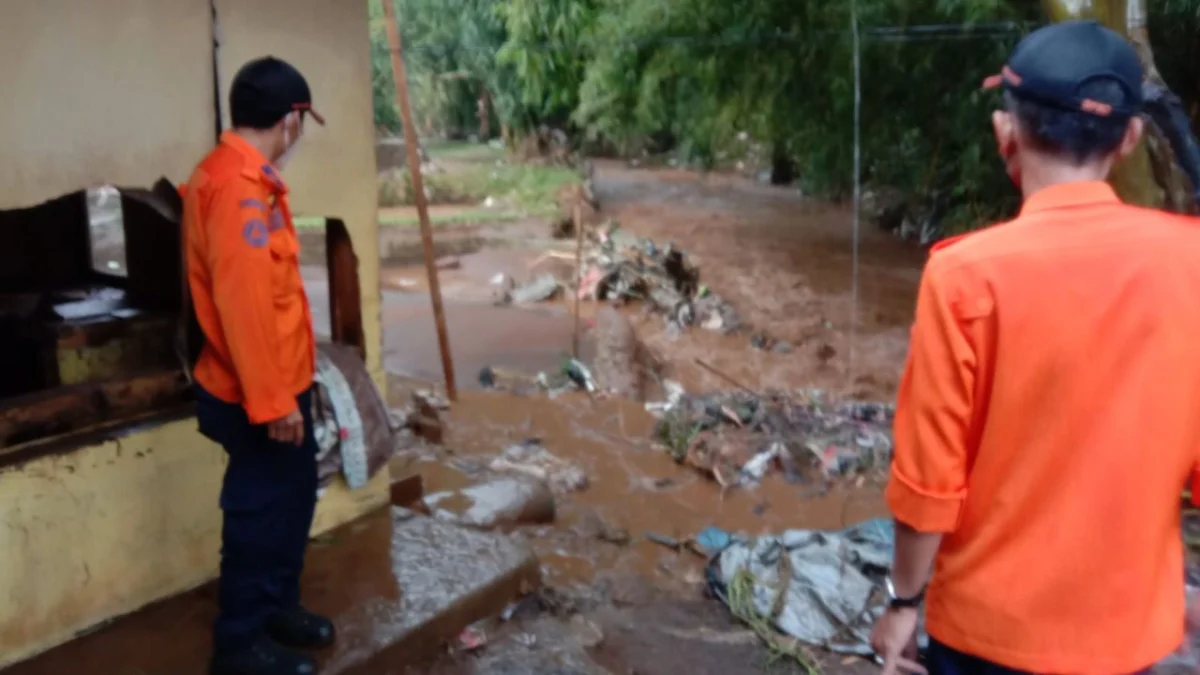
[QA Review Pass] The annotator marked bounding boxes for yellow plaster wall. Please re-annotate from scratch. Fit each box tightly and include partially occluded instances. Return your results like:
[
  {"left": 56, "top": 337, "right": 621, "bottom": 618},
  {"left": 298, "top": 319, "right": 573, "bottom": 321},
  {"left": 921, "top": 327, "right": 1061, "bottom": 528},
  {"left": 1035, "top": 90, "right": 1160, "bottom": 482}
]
[
  {"left": 0, "top": 0, "right": 216, "bottom": 210},
  {"left": 0, "top": 421, "right": 389, "bottom": 668},
  {"left": 214, "top": 0, "right": 384, "bottom": 386},
  {"left": 0, "top": 2, "right": 388, "bottom": 665}
]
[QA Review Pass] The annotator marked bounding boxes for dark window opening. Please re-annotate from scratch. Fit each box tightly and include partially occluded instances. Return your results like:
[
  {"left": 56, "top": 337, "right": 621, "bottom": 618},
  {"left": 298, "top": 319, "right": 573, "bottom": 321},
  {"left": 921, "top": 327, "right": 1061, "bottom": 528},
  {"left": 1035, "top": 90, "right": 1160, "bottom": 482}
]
[
  {"left": 0, "top": 179, "right": 190, "bottom": 451},
  {"left": 0, "top": 190, "right": 366, "bottom": 455}
]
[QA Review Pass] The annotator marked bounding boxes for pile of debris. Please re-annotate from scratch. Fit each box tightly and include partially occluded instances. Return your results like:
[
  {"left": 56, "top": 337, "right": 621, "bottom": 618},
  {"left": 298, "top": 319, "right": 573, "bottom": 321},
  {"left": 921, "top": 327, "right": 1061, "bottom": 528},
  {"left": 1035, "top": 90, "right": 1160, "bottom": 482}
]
[
  {"left": 579, "top": 222, "right": 741, "bottom": 336},
  {"left": 706, "top": 519, "right": 926, "bottom": 659},
  {"left": 495, "top": 221, "right": 741, "bottom": 339},
  {"left": 650, "top": 388, "right": 893, "bottom": 488}
]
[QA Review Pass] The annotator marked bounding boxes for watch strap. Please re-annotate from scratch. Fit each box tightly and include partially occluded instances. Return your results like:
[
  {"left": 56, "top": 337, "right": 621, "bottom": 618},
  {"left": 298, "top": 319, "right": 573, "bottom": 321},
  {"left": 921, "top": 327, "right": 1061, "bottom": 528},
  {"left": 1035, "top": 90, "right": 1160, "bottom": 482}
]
[{"left": 885, "top": 577, "right": 926, "bottom": 609}]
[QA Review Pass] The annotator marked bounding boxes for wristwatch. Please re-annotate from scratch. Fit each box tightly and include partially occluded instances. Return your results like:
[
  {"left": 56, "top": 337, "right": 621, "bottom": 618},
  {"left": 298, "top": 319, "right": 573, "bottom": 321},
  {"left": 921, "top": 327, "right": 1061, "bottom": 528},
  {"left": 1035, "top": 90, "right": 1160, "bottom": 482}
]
[{"left": 885, "top": 576, "right": 925, "bottom": 609}]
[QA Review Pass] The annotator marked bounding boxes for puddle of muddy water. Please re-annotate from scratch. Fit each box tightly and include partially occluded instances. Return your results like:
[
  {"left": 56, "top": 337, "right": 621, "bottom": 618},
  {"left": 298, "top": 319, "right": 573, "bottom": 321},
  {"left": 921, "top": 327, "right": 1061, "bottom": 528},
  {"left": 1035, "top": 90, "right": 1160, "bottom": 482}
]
[
  {"left": 399, "top": 391, "right": 887, "bottom": 594},
  {"left": 378, "top": 258, "right": 596, "bottom": 393}
]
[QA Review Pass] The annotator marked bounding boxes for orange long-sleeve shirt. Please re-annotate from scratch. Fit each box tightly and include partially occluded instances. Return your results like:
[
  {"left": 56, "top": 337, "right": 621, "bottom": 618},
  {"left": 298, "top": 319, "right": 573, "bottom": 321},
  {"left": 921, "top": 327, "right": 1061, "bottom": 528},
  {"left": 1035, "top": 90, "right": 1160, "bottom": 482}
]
[
  {"left": 182, "top": 131, "right": 315, "bottom": 424},
  {"left": 886, "top": 181, "right": 1200, "bottom": 673}
]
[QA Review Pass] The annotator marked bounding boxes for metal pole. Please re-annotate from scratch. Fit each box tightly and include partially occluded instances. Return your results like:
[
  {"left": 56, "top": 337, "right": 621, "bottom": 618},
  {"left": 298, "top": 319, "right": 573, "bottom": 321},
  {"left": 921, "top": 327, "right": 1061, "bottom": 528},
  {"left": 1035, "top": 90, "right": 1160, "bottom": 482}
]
[
  {"left": 382, "top": 0, "right": 458, "bottom": 401},
  {"left": 849, "top": 0, "right": 862, "bottom": 387},
  {"left": 572, "top": 204, "right": 584, "bottom": 358}
]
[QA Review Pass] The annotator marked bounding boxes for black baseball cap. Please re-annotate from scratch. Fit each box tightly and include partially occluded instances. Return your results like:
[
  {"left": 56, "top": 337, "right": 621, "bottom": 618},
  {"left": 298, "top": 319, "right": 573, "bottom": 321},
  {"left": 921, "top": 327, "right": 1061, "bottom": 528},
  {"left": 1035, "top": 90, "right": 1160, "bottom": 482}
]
[
  {"left": 982, "top": 20, "right": 1143, "bottom": 118},
  {"left": 230, "top": 56, "right": 325, "bottom": 129}
]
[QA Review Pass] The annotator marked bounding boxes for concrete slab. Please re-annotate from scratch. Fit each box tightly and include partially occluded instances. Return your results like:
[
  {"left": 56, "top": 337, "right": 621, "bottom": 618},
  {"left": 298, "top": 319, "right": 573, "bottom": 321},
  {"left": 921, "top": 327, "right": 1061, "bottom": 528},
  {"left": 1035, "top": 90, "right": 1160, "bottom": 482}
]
[
  {"left": 326, "top": 511, "right": 541, "bottom": 674},
  {"left": 6, "top": 508, "right": 539, "bottom": 675}
]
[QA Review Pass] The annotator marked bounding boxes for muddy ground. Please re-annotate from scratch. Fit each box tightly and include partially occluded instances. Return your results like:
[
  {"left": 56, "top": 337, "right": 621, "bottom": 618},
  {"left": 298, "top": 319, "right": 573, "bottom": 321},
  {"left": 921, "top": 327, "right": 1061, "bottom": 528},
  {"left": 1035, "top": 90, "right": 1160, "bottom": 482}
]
[{"left": 340, "top": 160, "right": 926, "bottom": 673}]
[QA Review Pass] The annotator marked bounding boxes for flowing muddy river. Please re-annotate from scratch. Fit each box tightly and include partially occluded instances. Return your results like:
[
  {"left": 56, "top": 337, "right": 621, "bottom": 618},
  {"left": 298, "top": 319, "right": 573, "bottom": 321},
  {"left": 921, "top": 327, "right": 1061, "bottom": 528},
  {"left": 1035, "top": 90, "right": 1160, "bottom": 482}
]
[
  {"left": 371, "top": 162, "right": 928, "bottom": 673},
  {"left": 376, "top": 162, "right": 925, "bottom": 592}
]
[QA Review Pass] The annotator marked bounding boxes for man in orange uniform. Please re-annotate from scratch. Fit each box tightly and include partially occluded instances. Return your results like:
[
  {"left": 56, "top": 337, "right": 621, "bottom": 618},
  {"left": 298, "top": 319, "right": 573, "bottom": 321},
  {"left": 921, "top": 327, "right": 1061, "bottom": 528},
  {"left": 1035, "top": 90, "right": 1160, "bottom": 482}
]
[
  {"left": 183, "top": 56, "right": 331, "bottom": 675},
  {"left": 871, "top": 20, "right": 1200, "bottom": 675}
]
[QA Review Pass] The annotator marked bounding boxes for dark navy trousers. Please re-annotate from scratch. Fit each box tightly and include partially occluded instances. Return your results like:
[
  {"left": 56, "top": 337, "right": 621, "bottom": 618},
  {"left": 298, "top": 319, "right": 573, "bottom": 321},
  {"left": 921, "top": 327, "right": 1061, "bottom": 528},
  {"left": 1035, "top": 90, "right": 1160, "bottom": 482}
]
[
  {"left": 927, "top": 639, "right": 1153, "bottom": 675},
  {"left": 195, "top": 385, "right": 319, "bottom": 651}
]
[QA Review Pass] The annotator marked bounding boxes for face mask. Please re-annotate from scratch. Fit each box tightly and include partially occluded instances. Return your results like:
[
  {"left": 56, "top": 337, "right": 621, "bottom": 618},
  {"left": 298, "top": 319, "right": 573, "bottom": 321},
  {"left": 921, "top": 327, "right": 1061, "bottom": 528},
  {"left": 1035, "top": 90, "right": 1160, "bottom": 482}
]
[{"left": 275, "top": 112, "right": 303, "bottom": 169}]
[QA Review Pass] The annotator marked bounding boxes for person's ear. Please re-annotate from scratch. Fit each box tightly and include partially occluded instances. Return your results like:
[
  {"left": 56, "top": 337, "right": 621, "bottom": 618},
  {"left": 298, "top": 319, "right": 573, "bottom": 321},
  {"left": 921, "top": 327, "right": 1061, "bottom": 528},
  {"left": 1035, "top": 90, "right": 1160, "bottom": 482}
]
[
  {"left": 992, "top": 110, "right": 1015, "bottom": 156},
  {"left": 1116, "top": 116, "right": 1144, "bottom": 160}
]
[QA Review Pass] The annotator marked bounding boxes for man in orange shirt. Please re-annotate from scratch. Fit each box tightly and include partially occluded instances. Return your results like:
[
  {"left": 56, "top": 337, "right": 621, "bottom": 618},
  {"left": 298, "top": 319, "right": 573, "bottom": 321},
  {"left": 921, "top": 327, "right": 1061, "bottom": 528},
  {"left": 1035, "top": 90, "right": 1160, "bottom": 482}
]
[
  {"left": 871, "top": 20, "right": 1200, "bottom": 675},
  {"left": 183, "top": 56, "right": 330, "bottom": 675}
]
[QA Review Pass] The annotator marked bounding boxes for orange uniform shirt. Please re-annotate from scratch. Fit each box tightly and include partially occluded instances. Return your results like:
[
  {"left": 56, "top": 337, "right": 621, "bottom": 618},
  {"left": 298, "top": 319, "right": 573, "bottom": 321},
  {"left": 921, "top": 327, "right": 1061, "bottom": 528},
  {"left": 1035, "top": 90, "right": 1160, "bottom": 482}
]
[
  {"left": 887, "top": 181, "right": 1200, "bottom": 673},
  {"left": 182, "top": 131, "right": 315, "bottom": 424}
]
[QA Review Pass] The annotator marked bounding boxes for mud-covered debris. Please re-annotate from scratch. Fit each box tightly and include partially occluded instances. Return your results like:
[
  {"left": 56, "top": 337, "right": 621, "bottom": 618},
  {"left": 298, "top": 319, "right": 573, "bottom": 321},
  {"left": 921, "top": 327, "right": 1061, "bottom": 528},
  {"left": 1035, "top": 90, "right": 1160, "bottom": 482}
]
[
  {"left": 573, "top": 221, "right": 742, "bottom": 334},
  {"left": 456, "top": 624, "right": 488, "bottom": 652},
  {"left": 710, "top": 519, "right": 919, "bottom": 657},
  {"left": 563, "top": 358, "right": 598, "bottom": 393},
  {"left": 501, "top": 595, "right": 542, "bottom": 622},
  {"left": 509, "top": 272, "right": 561, "bottom": 304},
  {"left": 695, "top": 526, "right": 733, "bottom": 556},
  {"left": 436, "top": 256, "right": 462, "bottom": 271},
  {"left": 424, "top": 477, "right": 556, "bottom": 529},
  {"left": 646, "top": 532, "right": 683, "bottom": 550},
  {"left": 653, "top": 390, "right": 893, "bottom": 486},
  {"left": 590, "top": 306, "right": 643, "bottom": 399},
  {"left": 568, "top": 615, "right": 606, "bottom": 649},
  {"left": 750, "top": 333, "right": 792, "bottom": 353},
  {"left": 645, "top": 380, "right": 685, "bottom": 417},
  {"left": 414, "top": 390, "right": 450, "bottom": 410},
  {"left": 863, "top": 186, "right": 909, "bottom": 233},
  {"left": 479, "top": 366, "right": 497, "bottom": 388},
  {"left": 490, "top": 439, "right": 589, "bottom": 494},
  {"left": 407, "top": 392, "right": 446, "bottom": 445}
]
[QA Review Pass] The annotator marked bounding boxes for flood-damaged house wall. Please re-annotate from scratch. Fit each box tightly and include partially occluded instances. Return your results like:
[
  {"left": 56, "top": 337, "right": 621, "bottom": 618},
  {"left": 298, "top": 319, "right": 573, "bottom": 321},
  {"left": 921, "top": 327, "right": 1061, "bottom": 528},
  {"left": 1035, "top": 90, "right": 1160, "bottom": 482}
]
[{"left": 0, "top": 0, "right": 386, "bottom": 668}]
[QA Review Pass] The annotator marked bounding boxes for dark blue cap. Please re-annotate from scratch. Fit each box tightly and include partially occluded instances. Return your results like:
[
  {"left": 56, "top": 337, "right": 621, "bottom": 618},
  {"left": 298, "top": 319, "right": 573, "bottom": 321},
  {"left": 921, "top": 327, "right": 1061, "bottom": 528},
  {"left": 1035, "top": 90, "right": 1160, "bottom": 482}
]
[
  {"left": 983, "top": 20, "right": 1143, "bottom": 118},
  {"left": 230, "top": 56, "right": 325, "bottom": 129}
]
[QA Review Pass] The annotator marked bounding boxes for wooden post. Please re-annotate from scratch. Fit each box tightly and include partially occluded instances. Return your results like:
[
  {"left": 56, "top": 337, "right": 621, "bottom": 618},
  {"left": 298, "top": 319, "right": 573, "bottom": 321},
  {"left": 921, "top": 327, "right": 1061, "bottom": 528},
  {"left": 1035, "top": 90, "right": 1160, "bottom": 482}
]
[
  {"left": 572, "top": 204, "right": 584, "bottom": 358},
  {"left": 382, "top": 0, "right": 458, "bottom": 401}
]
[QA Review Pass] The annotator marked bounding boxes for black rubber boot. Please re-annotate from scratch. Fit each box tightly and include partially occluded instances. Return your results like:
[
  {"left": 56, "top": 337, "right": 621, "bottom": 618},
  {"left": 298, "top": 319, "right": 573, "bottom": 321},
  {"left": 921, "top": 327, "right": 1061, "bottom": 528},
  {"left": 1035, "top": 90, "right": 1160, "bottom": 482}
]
[
  {"left": 265, "top": 607, "right": 336, "bottom": 650},
  {"left": 209, "top": 638, "right": 316, "bottom": 675}
]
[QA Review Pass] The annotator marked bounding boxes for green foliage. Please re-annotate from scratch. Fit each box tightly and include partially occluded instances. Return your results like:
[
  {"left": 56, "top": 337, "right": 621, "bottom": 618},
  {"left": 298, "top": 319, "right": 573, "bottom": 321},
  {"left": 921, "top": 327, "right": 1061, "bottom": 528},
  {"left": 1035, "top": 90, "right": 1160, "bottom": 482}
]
[
  {"left": 496, "top": 0, "right": 602, "bottom": 128},
  {"left": 371, "top": 0, "right": 1200, "bottom": 232},
  {"left": 369, "top": 0, "right": 513, "bottom": 137}
]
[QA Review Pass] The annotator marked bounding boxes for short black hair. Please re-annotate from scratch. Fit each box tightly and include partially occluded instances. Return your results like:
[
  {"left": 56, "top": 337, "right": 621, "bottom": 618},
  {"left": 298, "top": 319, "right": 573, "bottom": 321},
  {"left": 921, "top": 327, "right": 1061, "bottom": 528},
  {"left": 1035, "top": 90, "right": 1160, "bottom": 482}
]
[{"left": 1005, "top": 80, "right": 1134, "bottom": 164}]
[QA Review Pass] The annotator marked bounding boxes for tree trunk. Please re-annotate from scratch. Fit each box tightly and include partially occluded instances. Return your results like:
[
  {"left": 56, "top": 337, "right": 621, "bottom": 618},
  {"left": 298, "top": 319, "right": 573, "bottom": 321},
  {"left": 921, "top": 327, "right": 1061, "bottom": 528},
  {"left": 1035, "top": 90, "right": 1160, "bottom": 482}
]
[
  {"left": 1041, "top": 0, "right": 1198, "bottom": 213},
  {"left": 769, "top": 146, "right": 796, "bottom": 185},
  {"left": 478, "top": 87, "right": 492, "bottom": 140}
]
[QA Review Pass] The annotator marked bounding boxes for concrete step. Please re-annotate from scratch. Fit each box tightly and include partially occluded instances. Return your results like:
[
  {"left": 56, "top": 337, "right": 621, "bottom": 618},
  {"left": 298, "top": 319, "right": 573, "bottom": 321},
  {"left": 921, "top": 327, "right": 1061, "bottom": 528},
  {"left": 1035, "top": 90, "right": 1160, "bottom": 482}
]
[{"left": 8, "top": 508, "right": 540, "bottom": 674}]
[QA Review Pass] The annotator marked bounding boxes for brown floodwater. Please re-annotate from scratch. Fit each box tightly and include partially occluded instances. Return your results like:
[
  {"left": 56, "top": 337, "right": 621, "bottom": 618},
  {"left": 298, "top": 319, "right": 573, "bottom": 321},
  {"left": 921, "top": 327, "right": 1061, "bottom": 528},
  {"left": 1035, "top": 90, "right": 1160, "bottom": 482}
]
[
  {"left": 395, "top": 391, "right": 889, "bottom": 594},
  {"left": 378, "top": 163, "right": 925, "bottom": 591}
]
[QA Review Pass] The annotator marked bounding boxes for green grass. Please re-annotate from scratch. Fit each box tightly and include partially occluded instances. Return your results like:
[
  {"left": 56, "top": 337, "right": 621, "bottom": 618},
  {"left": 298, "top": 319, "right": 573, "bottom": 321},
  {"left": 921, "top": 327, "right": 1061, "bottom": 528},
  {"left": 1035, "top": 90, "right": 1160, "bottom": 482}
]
[
  {"left": 295, "top": 142, "right": 580, "bottom": 229},
  {"left": 295, "top": 209, "right": 526, "bottom": 229},
  {"left": 378, "top": 209, "right": 526, "bottom": 228},
  {"left": 377, "top": 158, "right": 579, "bottom": 218},
  {"left": 423, "top": 140, "right": 507, "bottom": 163}
]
